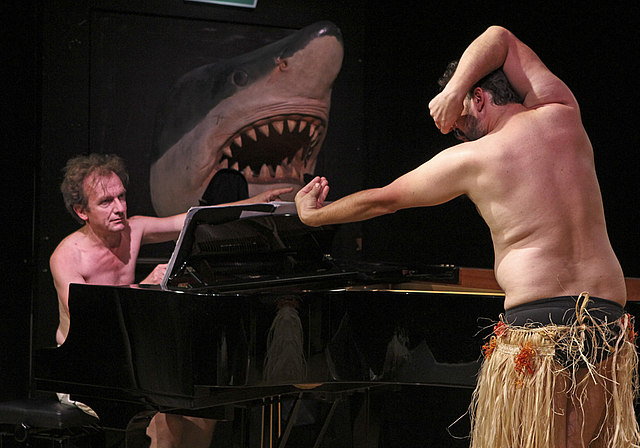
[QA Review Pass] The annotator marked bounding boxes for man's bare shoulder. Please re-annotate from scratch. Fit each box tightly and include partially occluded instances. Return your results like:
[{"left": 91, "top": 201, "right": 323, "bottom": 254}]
[
  {"left": 49, "top": 230, "right": 93, "bottom": 283},
  {"left": 479, "top": 105, "right": 582, "bottom": 154},
  {"left": 126, "top": 215, "right": 160, "bottom": 232},
  {"left": 127, "top": 213, "right": 185, "bottom": 245},
  {"left": 125, "top": 215, "right": 165, "bottom": 240},
  {"left": 444, "top": 138, "right": 497, "bottom": 166},
  {"left": 50, "top": 229, "right": 88, "bottom": 263},
  {"left": 127, "top": 215, "right": 149, "bottom": 223},
  {"left": 526, "top": 101, "right": 581, "bottom": 131}
]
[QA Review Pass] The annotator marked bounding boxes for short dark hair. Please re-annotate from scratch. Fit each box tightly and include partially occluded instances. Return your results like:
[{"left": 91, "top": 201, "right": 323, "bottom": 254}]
[
  {"left": 61, "top": 153, "right": 129, "bottom": 223},
  {"left": 438, "top": 60, "right": 523, "bottom": 106}
]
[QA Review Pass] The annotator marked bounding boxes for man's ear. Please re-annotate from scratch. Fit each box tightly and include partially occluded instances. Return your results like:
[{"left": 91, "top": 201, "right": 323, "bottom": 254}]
[
  {"left": 473, "top": 87, "right": 486, "bottom": 112},
  {"left": 73, "top": 204, "right": 88, "bottom": 222}
]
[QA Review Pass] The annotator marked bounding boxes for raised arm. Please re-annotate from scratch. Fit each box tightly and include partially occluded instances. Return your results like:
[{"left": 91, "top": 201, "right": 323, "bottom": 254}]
[{"left": 429, "top": 26, "right": 576, "bottom": 133}]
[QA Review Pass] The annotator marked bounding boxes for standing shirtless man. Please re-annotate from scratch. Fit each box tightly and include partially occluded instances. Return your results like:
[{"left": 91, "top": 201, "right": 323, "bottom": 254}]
[
  {"left": 50, "top": 153, "right": 291, "bottom": 448},
  {"left": 295, "top": 26, "right": 639, "bottom": 448}
]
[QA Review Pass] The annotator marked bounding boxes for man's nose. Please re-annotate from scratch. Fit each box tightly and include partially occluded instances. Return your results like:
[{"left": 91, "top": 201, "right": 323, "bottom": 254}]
[{"left": 113, "top": 198, "right": 126, "bottom": 213}]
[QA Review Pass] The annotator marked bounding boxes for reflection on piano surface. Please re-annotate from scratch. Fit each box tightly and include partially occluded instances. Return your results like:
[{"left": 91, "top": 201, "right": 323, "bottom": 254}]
[{"left": 34, "top": 203, "right": 506, "bottom": 445}]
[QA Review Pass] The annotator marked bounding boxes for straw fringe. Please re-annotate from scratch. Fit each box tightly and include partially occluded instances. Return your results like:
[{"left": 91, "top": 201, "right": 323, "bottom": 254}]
[{"left": 470, "top": 306, "right": 640, "bottom": 448}]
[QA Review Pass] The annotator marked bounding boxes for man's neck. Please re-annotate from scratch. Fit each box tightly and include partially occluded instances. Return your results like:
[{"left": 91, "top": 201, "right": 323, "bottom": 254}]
[
  {"left": 82, "top": 224, "right": 123, "bottom": 250},
  {"left": 488, "top": 103, "right": 524, "bottom": 133}
]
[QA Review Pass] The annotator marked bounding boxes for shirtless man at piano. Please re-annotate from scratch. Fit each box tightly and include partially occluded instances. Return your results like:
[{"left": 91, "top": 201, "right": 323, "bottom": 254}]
[
  {"left": 295, "top": 26, "right": 639, "bottom": 448},
  {"left": 50, "top": 153, "right": 291, "bottom": 448}
]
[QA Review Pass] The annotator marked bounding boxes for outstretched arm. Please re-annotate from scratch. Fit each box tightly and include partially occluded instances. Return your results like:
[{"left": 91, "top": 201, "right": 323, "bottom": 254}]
[
  {"left": 295, "top": 176, "right": 394, "bottom": 227},
  {"left": 136, "top": 187, "right": 294, "bottom": 245},
  {"left": 233, "top": 186, "right": 294, "bottom": 204},
  {"left": 429, "top": 26, "right": 576, "bottom": 133},
  {"left": 135, "top": 214, "right": 187, "bottom": 245},
  {"left": 296, "top": 145, "right": 476, "bottom": 227}
]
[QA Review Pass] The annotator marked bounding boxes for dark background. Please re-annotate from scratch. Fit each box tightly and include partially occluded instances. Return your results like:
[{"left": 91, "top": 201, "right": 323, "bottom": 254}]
[{"left": 3, "top": 0, "right": 638, "bottom": 436}]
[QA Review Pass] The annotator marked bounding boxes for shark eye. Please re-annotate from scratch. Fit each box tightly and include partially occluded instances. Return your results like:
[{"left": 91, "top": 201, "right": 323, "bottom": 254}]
[{"left": 232, "top": 70, "right": 249, "bottom": 87}]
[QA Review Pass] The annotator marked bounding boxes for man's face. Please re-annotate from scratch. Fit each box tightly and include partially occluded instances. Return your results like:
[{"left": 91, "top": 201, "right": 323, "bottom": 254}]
[{"left": 77, "top": 172, "right": 127, "bottom": 233}]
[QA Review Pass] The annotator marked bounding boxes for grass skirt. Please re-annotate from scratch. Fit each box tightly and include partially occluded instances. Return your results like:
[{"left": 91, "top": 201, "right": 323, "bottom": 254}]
[{"left": 471, "top": 295, "right": 640, "bottom": 448}]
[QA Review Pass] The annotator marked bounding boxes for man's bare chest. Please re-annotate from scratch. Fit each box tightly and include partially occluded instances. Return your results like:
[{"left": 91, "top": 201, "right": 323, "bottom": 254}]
[{"left": 78, "top": 244, "right": 139, "bottom": 285}]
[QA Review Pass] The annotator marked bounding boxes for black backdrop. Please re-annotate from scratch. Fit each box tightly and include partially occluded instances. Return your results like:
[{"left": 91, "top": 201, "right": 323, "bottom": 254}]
[{"left": 4, "top": 0, "right": 639, "bottom": 408}]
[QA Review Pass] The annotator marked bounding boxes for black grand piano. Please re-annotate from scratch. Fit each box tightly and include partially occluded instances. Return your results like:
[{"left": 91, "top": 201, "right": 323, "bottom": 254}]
[{"left": 34, "top": 203, "right": 505, "bottom": 447}]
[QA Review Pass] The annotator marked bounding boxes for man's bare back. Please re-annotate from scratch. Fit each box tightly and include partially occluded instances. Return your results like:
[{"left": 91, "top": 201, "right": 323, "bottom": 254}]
[{"left": 464, "top": 102, "right": 626, "bottom": 308}]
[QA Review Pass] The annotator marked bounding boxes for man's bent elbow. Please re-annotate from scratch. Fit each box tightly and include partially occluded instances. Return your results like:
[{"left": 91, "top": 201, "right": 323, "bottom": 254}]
[{"left": 485, "top": 25, "right": 511, "bottom": 39}]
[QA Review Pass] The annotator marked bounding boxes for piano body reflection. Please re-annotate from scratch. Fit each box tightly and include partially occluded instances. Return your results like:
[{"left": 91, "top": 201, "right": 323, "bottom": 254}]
[{"left": 34, "top": 203, "right": 505, "bottom": 445}]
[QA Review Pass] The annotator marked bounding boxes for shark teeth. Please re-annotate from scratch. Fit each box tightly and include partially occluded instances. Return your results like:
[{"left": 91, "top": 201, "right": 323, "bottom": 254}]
[
  {"left": 272, "top": 121, "right": 284, "bottom": 134},
  {"left": 258, "top": 124, "right": 269, "bottom": 138},
  {"left": 246, "top": 128, "right": 258, "bottom": 141},
  {"left": 259, "top": 164, "right": 274, "bottom": 178},
  {"left": 241, "top": 165, "right": 253, "bottom": 179},
  {"left": 275, "top": 161, "right": 300, "bottom": 179},
  {"left": 219, "top": 116, "right": 324, "bottom": 183}
]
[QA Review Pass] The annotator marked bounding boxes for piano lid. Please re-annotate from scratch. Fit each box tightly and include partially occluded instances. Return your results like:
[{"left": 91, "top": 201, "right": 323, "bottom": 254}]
[{"left": 162, "top": 202, "right": 345, "bottom": 291}]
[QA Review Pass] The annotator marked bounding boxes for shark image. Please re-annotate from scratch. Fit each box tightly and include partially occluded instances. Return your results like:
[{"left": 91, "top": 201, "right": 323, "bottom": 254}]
[{"left": 150, "top": 21, "right": 344, "bottom": 216}]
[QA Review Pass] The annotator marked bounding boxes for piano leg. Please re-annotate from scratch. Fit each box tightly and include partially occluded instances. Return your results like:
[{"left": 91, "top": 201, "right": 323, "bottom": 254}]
[
  {"left": 310, "top": 399, "right": 340, "bottom": 448},
  {"left": 278, "top": 394, "right": 304, "bottom": 446},
  {"left": 260, "top": 396, "right": 289, "bottom": 447}
]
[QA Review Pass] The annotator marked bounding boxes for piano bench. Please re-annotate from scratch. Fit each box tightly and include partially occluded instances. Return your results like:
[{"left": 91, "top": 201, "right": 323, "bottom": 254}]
[{"left": 0, "top": 395, "right": 104, "bottom": 447}]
